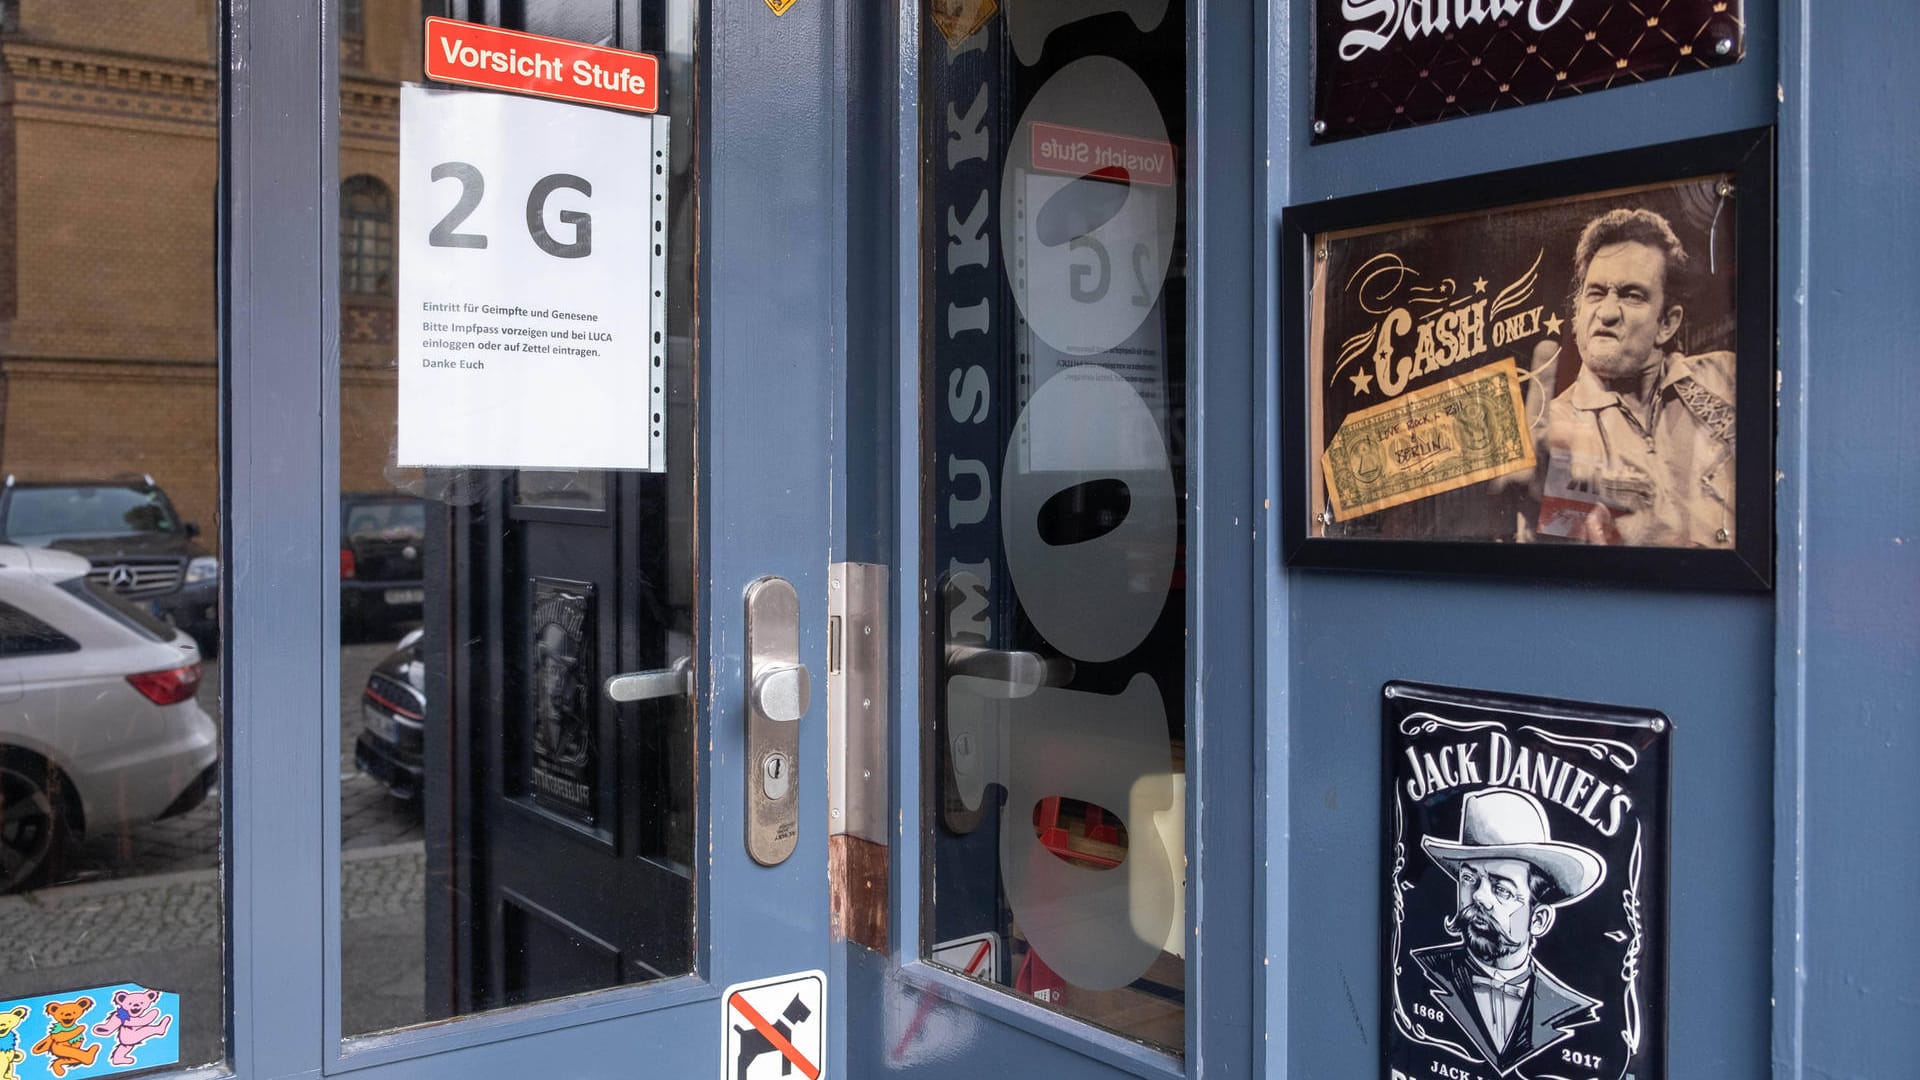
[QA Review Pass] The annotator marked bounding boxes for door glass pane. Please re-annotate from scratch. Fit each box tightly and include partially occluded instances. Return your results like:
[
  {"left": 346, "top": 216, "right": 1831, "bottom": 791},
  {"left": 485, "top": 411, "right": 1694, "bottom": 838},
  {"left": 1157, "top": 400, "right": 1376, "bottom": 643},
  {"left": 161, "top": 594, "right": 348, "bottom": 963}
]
[
  {"left": 0, "top": 0, "right": 225, "bottom": 1070},
  {"left": 920, "top": 0, "right": 1188, "bottom": 1053},
  {"left": 337, "top": 0, "right": 699, "bottom": 1035}
]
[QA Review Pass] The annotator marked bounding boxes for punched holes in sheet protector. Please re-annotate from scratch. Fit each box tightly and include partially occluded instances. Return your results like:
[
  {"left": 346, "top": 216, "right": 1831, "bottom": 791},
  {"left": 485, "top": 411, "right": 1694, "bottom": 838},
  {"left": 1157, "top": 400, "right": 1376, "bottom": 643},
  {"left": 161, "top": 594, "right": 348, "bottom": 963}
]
[{"left": 653, "top": 145, "right": 666, "bottom": 442}]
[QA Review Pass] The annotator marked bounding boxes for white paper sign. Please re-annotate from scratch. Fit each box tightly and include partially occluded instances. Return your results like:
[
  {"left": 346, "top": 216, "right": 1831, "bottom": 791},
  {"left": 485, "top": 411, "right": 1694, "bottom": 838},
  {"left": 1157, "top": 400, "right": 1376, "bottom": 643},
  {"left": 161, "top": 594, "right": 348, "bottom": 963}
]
[{"left": 398, "top": 85, "right": 668, "bottom": 470}]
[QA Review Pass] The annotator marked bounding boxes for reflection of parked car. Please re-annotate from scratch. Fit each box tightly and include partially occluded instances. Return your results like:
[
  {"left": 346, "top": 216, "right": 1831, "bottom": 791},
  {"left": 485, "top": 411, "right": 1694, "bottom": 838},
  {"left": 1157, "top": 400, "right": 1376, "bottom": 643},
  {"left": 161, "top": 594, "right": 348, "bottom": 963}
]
[
  {"left": 0, "top": 545, "right": 218, "bottom": 892},
  {"left": 0, "top": 476, "right": 219, "bottom": 656},
  {"left": 355, "top": 629, "right": 425, "bottom": 801},
  {"left": 341, "top": 492, "right": 425, "bottom": 639}
]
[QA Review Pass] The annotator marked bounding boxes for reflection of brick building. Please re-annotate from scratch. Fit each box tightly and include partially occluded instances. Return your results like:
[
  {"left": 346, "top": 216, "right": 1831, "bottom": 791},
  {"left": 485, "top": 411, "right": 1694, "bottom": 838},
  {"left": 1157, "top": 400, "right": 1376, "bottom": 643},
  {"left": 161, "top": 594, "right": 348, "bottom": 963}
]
[
  {"left": 0, "top": 0, "right": 419, "bottom": 538},
  {"left": 340, "top": 1, "right": 425, "bottom": 499}
]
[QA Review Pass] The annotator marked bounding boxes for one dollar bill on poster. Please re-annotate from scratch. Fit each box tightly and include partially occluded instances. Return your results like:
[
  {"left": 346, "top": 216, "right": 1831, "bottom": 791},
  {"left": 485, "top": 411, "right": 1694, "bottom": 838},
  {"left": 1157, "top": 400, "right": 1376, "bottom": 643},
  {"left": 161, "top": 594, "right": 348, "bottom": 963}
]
[{"left": 1321, "top": 358, "right": 1534, "bottom": 522}]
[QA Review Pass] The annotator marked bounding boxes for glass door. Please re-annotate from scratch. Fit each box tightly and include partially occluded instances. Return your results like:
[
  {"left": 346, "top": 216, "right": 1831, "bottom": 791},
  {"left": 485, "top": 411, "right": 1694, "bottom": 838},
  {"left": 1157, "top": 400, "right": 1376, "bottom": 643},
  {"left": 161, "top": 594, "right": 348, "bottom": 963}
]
[
  {"left": 314, "top": 0, "right": 839, "bottom": 1073},
  {"left": 919, "top": 0, "right": 1191, "bottom": 1051},
  {"left": 845, "top": 1, "right": 1260, "bottom": 1077},
  {"left": 844, "top": 0, "right": 1274, "bottom": 1068},
  {"left": 220, "top": 0, "right": 1257, "bottom": 1073}
]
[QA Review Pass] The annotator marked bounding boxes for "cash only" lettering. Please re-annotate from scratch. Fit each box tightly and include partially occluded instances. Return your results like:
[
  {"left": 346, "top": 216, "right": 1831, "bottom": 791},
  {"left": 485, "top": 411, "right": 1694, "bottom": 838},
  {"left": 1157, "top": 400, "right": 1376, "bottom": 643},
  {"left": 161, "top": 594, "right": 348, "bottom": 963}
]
[{"left": 1369, "top": 301, "right": 1548, "bottom": 398}]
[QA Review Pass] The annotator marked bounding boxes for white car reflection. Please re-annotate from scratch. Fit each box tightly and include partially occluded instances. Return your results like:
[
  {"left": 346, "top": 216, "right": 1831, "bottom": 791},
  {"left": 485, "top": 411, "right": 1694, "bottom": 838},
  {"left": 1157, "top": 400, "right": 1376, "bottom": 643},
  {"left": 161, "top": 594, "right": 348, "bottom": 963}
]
[{"left": 0, "top": 545, "right": 219, "bottom": 892}]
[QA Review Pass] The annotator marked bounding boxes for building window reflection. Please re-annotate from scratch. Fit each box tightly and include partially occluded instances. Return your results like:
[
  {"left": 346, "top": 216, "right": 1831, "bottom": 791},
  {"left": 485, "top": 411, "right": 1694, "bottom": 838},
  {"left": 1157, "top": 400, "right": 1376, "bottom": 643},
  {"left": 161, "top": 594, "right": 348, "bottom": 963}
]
[
  {"left": 342, "top": 0, "right": 367, "bottom": 66},
  {"left": 341, "top": 175, "right": 395, "bottom": 297}
]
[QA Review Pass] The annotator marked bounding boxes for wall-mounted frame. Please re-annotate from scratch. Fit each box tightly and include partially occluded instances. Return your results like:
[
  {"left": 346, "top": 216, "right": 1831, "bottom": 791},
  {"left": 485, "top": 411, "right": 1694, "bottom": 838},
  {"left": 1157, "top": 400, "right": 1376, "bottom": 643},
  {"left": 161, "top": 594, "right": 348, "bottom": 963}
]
[
  {"left": 1281, "top": 127, "right": 1774, "bottom": 590},
  {"left": 1310, "top": 0, "right": 1747, "bottom": 142},
  {"left": 1381, "top": 681, "right": 1673, "bottom": 1080}
]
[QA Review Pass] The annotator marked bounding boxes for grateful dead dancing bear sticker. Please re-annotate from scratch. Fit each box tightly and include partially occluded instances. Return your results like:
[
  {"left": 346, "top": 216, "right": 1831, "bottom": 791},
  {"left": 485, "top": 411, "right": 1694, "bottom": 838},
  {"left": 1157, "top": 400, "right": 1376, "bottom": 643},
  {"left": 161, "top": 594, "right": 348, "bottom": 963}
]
[
  {"left": 1383, "top": 683, "right": 1670, "bottom": 1080},
  {"left": 1, "top": 985, "right": 179, "bottom": 1080}
]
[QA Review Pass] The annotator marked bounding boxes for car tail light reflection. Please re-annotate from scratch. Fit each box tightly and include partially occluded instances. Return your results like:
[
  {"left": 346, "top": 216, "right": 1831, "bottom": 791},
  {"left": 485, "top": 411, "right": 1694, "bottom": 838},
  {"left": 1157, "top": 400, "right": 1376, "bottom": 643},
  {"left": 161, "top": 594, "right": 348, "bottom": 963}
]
[
  {"left": 364, "top": 685, "right": 424, "bottom": 722},
  {"left": 341, "top": 548, "right": 357, "bottom": 579},
  {"left": 127, "top": 664, "right": 202, "bottom": 706}
]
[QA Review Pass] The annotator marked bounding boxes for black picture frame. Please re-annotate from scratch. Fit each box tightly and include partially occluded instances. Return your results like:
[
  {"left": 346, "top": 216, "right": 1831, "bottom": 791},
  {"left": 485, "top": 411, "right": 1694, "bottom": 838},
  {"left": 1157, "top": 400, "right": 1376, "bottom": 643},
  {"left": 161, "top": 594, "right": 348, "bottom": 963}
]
[{"left": 1281, "top": 127, "right": 1775, "bottom": 590}]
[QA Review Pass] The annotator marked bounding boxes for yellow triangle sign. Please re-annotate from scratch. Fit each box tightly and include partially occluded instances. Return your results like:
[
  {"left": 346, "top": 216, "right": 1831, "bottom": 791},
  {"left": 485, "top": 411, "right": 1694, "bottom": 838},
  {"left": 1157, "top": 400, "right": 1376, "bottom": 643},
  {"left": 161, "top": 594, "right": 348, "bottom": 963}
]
[
  {"left": 766, "top": 0, "right": 796, "bottom": 15},
  {"left": 932, "top": 0, "right": 998, "bottom": 47}
]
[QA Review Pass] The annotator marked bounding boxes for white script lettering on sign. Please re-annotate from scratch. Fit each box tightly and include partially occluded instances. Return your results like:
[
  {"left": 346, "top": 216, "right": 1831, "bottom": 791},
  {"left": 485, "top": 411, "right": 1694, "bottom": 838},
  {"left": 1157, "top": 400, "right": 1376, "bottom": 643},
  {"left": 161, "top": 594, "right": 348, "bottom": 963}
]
[{"left": 1336, "top": 0, "right": 1579, "bottom": 61}]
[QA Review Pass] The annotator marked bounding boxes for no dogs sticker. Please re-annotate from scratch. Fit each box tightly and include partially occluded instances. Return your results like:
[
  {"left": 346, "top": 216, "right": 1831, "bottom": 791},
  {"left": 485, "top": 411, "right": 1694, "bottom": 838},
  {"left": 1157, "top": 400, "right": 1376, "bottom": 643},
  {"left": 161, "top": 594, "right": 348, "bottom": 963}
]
[{"left": 721, "top": 970, "right": 825, "bottom": 1080}]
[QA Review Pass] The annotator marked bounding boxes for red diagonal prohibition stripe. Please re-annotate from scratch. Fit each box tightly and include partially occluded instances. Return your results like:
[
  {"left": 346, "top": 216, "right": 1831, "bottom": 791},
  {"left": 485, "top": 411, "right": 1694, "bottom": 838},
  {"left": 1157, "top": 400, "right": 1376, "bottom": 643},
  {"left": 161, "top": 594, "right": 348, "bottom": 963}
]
[
  {"left": 730, "top": 992, "right": 820, "bottom": 1079},
  {"left": 963, "top": 940, "right": 991, "bottom": 974}
]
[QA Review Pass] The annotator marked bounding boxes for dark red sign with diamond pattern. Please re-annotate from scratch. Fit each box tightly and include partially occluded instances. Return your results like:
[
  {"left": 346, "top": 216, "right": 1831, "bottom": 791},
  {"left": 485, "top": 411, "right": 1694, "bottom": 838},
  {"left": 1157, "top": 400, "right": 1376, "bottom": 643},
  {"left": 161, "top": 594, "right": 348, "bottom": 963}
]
[{"left": 1313, "top": 0, "right": 1744, "bottom": 141}]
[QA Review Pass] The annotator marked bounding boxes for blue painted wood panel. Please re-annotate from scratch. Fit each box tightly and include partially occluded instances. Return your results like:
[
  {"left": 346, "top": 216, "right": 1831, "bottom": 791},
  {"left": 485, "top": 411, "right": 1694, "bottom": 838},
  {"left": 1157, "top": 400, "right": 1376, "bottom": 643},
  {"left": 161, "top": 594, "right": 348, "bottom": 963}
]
[
  {"left": 1278, "top": 1, "right": 1792, "bottom": 1077},
  {"left": 1793, "top": 5, "right": 1920, "bottom": 1078}
]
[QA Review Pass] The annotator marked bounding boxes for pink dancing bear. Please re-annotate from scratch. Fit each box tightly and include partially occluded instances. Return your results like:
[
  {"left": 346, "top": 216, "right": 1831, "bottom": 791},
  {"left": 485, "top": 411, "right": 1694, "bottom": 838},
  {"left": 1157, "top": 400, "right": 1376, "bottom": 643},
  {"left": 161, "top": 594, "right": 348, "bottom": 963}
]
[{"left": 89, "top": 990, "right": 171, "bottom": 1067}]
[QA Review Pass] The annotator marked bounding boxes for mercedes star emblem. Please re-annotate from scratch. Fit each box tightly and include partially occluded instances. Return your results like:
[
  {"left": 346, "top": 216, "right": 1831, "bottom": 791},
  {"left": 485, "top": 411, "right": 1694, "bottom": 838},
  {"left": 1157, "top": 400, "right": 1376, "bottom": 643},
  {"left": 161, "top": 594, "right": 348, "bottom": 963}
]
[{"left": 107, "top": 564, "right": 136, "bottom": 591}]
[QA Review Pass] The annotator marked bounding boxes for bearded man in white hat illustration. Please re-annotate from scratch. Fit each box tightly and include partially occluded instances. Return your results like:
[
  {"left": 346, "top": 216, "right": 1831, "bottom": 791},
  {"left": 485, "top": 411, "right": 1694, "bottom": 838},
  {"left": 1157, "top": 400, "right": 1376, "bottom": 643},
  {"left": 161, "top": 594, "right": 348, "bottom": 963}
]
[{"left": 1411, "top": 788, "right": 1606, "bottom": 1076}]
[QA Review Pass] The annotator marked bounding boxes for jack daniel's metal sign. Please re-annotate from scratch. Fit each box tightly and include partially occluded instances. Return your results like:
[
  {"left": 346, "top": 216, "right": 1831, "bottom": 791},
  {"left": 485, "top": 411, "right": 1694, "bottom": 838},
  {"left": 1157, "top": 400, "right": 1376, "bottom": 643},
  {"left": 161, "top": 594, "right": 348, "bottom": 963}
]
[
  {"left": 1383, "top": 682, "right": 1671, "bottom": 1080},
  {"left": 1313, "top": 0, "right": 1745, "bottom": 141}
]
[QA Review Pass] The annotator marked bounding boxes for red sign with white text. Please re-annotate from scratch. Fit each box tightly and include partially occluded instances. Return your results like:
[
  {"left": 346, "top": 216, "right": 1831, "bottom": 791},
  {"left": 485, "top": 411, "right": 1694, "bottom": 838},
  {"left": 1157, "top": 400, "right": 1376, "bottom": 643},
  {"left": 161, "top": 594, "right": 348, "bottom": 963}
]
[
  {"left": 423, "top": 17, "right": 659, "bottom": 114},
  {"left": 1030, "top": 121, "right": 1175, "bottom": 187}
]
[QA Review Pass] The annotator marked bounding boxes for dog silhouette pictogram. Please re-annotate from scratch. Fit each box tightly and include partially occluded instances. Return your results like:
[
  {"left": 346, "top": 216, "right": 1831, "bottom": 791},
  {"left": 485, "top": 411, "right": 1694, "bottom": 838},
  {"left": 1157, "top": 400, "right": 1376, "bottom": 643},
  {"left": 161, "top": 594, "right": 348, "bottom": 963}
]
[{"left": 732, "top": 994, "right": 812, "bottom": 1079}]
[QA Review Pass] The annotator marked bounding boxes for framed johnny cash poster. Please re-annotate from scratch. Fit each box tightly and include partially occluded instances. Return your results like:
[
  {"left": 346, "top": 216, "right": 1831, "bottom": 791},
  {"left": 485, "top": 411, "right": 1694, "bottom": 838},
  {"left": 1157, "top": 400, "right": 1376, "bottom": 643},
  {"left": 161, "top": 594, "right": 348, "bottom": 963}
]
[
  {"left": 1383, "top": 682, "right": 1671, "bottom": 1080},
  {"left": 1281, "top": 128, "right": 1774, "bottom": 589}
]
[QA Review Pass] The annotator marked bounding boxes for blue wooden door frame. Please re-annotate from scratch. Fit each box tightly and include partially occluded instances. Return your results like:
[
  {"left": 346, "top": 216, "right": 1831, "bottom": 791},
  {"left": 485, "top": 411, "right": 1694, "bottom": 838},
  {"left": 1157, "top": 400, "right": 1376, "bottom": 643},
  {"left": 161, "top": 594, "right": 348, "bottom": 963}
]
[
  {"left": 1264, "top": 2, "right": 1920, "bottom": 1079},
  {"left": 217, "top": 0, "right": 1914, "bottom": 1077},
  {"left": 824, "top": 1, "right": 1266, "bottom": 1077},
  {"left": 1769, "top": 7, "right": 1920, "bottom": 1077},
  {"left": 223, "top": 0, "right": 838, "bottom": 1076}
]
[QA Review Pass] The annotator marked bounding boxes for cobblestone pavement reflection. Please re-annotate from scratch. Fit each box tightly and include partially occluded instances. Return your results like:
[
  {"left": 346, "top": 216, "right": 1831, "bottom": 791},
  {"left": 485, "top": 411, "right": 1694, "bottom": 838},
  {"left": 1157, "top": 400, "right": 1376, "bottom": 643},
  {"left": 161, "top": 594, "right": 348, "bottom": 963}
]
[{"left": 0, "top": 845, "right": 424, "bottom": 974}]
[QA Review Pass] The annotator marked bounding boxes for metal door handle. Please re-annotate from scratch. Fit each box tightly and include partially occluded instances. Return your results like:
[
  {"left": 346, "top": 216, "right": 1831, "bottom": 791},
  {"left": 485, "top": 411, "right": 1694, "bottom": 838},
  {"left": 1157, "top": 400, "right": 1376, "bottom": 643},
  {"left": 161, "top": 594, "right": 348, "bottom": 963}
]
[
  {"left": 745, "top": 576, "right": 806, "bottom": 865},
  {"left": 943, "top": 644, "right": 1074, "bottom": 697},
  {"left": 604, "top": 657, "right": 692, "bottom": 702},
  {"left": 751, "top": 662, "right": 811, "bottom": 722}
]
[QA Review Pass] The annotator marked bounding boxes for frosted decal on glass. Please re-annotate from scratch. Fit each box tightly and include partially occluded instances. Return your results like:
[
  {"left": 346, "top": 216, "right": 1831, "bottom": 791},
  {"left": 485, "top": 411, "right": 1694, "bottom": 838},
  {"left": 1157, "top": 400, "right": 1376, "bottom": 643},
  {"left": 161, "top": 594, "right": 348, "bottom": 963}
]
[
  {"left": 1000, "top": 58, "right": 1174, "bottom": 359},
  {"left": 1002, "top": 366, "right": 1174, "bottom": 662}
]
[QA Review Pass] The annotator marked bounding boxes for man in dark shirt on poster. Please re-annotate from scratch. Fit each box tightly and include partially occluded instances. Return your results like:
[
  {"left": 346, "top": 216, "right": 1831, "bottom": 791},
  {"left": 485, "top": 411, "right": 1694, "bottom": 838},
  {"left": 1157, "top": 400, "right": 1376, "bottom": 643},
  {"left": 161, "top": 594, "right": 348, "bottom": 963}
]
[{"left": 1537, "top": 207, "right": 1736, "bottom": 547}]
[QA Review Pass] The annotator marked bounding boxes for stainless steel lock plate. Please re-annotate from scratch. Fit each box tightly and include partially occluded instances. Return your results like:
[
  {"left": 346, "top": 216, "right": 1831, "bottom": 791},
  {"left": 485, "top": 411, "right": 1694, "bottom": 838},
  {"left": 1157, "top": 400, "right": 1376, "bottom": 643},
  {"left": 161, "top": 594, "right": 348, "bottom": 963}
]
[{"left": 745, "top": 576, "right": 808, "bottom": 865}]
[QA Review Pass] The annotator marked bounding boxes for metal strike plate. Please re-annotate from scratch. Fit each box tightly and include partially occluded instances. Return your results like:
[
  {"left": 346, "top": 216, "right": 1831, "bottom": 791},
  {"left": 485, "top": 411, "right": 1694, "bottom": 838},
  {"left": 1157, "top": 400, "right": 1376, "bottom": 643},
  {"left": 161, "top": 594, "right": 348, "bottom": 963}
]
[
  {"left": 745, "top": 576, "right": 809, "bottom": 866},
  {"left": 827, "top": 562, "right": 888, "bottom": 844}
]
